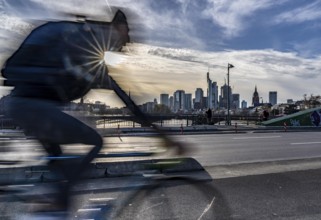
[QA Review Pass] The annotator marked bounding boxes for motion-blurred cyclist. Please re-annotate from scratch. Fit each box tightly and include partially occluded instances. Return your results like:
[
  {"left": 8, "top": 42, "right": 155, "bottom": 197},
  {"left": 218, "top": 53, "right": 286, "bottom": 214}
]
[{"left": 2, "top": 10, "right": 129, "bottom": 218}]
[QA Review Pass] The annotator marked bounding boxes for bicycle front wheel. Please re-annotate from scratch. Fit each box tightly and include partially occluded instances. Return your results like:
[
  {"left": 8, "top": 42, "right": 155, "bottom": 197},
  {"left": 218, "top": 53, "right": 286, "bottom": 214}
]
[{"left": 112, "top": 176, "right": 232, "bottom": 220}]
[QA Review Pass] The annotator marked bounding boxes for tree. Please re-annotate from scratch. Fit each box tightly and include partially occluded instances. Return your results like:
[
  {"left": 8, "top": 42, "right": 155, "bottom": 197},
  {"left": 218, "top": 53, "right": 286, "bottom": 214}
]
[
  {"left": 303, "top": 94, "right": 321, "bottom": 109},
  {"left": 153, "top": 104, "right": 172, "bottom": 114}
]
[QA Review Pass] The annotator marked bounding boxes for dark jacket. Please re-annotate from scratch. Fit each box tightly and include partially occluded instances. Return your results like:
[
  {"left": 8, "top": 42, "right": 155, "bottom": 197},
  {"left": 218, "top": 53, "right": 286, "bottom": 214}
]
[{"left": 2, "top": 10, "right": 129, "bottom": 102}]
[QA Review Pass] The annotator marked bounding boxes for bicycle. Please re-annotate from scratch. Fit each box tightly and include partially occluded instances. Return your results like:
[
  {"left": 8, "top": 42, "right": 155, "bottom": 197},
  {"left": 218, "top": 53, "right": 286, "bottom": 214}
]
[
  {"left": 0, "top": 151, "right": 232, "bottom": 220},
  {"left": 0, "top": 9, "right": 232, "bottom": 219}
]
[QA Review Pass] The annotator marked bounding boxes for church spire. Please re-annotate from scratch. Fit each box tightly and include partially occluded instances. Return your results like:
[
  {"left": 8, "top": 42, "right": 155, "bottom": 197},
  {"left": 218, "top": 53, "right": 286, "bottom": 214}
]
[{"left": 252, "top": 85, "right": 260, "bottom": 107}]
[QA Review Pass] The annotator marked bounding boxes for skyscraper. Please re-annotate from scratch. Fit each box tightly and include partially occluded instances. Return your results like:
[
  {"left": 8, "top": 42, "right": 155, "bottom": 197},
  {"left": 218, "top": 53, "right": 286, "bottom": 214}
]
[
  {"left": 160, "top": 94, "right": 169, "bottom": 107},
  {"left": 219, "top": 83, "right": 232, "bottom": 109},
  {"left": 195, "top": 88, "right": 204, "bottom": 110},
  {"left": 211, "top": 82, "right": 219, "bottom": 109},
  {"left": 185, "top": 93, "right": 192, "bottom": 111},
  {"left": 232, "top": 94, "right": 240, "bottom": 109},
  {"left": 207, "top": 72, "right": 218, "bottom": 109},
  {"left": 269, "top": 91, "right": 277, "bottom": 105},
  {"left": 173, "top": 90, "right": 185, "bottom": 112},
  {"left": 169, "top": 96, "right": 174, "bottom": 111}
]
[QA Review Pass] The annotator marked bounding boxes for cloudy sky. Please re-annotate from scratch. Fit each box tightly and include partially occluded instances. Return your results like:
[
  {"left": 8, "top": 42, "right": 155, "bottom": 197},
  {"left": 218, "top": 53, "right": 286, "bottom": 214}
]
[{"left": 1, "top": 0, "right": 321, "bottom": 107}]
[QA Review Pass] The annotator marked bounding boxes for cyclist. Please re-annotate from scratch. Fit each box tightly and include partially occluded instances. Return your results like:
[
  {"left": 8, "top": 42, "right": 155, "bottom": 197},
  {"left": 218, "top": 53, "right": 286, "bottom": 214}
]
[{"left": 2, "top": 10, "right": 130, "bottom": 217}]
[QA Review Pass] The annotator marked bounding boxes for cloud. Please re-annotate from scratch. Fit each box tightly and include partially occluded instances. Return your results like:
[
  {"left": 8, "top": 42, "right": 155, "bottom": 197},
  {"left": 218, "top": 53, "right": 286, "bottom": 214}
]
[
  {"left": 201, "top": 0, "right": 285, "bottom": 38},
  {"left": 104, "top": 43, "right": 321, "bottom": 106},
  {"left": 274, "top": 1, "right": 321, "bottom": 24},
  {"left": 1, "top": 1, "right": 321, "bottom": 106}
]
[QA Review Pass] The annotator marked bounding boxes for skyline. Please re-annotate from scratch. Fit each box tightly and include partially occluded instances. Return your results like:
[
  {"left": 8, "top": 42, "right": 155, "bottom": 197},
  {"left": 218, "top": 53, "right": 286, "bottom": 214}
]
[
  {"left": 1, "top": 1, "right": 321, "bottom": 107},
  {"left": 143, "top": 83, "right": 275, "bottom": 109}
]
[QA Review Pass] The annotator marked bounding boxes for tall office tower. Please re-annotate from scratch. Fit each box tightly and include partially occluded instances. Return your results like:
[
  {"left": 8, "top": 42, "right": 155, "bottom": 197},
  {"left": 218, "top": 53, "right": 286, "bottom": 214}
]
[
  {"left": 232, "top": 94, "right": 240, "bottom": 109},
  {"left": 219, "top": 83, "right": 232, "bottom": 109},
  {"left": 206, "top": 71, "right": 218, "bottom": 109},
  {"left": 169, "top": 96, "right": 174, "bottom": 111},
  {"left": 207, "top": 72, "right": 212, "bottom": 108},
  {"left": 211, "top": 82, "right": 219, "bottom": 109},
  {"left": 173, "top": 90, "right": 185, "bottom": 112},
  {"left": 241, "top": 100, "right": 247, "bottom": 109},
  {"left": 202, "top": 97, "right": 208, "bottom": 109},
  {"left": 195, "top": 88, "right": 204, "bottom": 109},
  {"left": 185, "top": 93, "right": 192, "bottom": 111},
  {"left": 252, "top": 86, "right": 260, "bottom": 107},
  {"left": 269, "top": 91, "right": 277, "bottom": 105},
  {"left": 160, "top": 94, "right": 169, "bottom": 106}
]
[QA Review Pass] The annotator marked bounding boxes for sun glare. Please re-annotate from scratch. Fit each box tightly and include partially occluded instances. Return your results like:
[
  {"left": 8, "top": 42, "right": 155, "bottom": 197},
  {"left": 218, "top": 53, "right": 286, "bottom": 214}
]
[{"left": 104, "top": 51, "right": 126, "bottom": 67}]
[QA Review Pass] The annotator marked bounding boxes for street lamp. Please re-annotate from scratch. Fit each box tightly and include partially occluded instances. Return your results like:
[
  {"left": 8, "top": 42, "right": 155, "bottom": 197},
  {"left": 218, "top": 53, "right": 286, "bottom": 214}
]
[{"left": 227, "top": 63, "right": 234, "bottom": 126}]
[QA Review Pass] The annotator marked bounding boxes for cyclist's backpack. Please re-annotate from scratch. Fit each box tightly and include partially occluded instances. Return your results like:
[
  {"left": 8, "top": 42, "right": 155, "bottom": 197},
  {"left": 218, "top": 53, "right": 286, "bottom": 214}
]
[{"left": 1, "top": 10, "right": 129, "bottom": 102}]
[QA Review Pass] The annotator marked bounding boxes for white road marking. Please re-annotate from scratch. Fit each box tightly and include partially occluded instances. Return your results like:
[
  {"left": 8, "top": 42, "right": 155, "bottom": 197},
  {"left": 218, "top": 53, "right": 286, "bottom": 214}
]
[
  {"left": 291, "top": 142, "right": 321, "bottom": 145},
  {"left": 77, "top": 208, "right": 101, "bottom": 212},
  {"left": 197, "top": 196, "right": 216, "bottom": 220},
  {"left": 233, "top": 136, "right": 281, "bottom": 140},
  {"left": 89, "top": 197, "right": 114, "bottom": 202}
]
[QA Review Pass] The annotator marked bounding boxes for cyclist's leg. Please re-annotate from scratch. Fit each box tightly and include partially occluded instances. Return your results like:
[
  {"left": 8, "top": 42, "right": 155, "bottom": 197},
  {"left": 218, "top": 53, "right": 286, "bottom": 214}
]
[
  {"left": 5, "top": 97, "right": 103, "bottom": 210},
  {"left": 6, "top": 96, "right": 103, "bottom": 166}
]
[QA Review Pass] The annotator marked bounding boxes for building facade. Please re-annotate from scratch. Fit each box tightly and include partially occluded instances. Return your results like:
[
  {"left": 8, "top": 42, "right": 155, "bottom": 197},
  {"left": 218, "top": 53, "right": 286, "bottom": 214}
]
[
  {"left": 241, "top": 100, "right": 247, "bottom": 109},
  {"left": 219, "top": 83, "right": 232, "bottom": 109},
  {"left": 232, "top": 94, "right": 240, "bottom": 109},
  {"left": 160, "top": 94, "right": 169, "bottom": 107},
  {"left": 173, "top": 90, "right": 185, "bottom": 112},
  {"left": 185, "top": 93, "right": 192, "bottom": 111},
  {"left": 252, "top": 86, "right": 260, "bottom": 107},
  {"left": 207, "top": 72, "right": 218, "bottom": 109},
  {"left": 194, "top": 88, "right": 204, "bottom": 109},
  {"left": 269, "top": 91, "right": 277, "bottom": 105}
]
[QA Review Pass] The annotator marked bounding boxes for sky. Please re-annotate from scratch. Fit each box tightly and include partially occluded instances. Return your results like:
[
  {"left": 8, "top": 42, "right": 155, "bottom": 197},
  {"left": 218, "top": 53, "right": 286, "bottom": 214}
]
[{"left": 1, "top": 0, "right": 321, "bottom": 107}]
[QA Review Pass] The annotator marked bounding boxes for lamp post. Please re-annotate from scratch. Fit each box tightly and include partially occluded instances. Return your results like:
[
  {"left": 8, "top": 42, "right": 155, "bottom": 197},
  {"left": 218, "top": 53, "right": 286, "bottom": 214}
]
[{"left": 227, "top": 63, "right": 234, "bottom": 126}]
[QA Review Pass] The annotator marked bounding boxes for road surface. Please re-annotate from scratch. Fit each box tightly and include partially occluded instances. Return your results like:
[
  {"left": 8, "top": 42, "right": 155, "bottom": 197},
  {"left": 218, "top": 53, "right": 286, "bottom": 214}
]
[{"left": 2, "top": 131, "right": 321, "bottom": 219}]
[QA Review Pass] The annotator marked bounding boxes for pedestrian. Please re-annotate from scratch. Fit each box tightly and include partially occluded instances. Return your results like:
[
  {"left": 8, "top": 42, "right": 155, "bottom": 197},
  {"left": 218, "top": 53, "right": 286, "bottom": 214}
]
[{"left": 206, "top": 108, "right": 212, "bottom": 125}]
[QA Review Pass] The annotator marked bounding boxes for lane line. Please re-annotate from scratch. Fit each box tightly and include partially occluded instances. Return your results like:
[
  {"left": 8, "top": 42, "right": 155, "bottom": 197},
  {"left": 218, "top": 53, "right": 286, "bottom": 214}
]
[
  {"left": 197, "top": 196, "right": 215, "bottom": 220},
  {"left": 233, "top": 136, "right": 281, "bottom": 140},
  {"left": 291, "top": 142, "right": 321, "bottom": 145}
]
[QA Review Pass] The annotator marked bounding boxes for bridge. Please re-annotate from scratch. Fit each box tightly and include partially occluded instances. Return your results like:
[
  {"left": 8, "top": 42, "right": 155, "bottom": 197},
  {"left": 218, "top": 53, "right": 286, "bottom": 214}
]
[
  {"left": 88, "top": 114, "right": 262, "bottom": 127},
  {"left": 0, "top": 114, "right": 263, "bottom": 130}
]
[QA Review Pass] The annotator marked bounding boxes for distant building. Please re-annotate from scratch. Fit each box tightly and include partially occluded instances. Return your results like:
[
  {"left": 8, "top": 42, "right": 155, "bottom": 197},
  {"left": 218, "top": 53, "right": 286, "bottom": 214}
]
[
  {"left": 185, "top": 93, "right": 192, "bottom": 111},
  {"left": 232, "top": 94, "right": 240, "bottom": 109},
  {"left": 219, "top": 83, "right": 232, "bottom": 109},
  {"left": 160, "top": 94, "right": 169, "bottom": 107},
  {"left": 202, "top": 97, "right": 208, "bottom": 109},
  {"left": 194, "top": 88, "right": 204, "bottom": 110},
  {"left": 287, "top": 99, "right": 294, "bottom": 104},
  {"left": 207, "top": 72, "right": 218, "bottom": 109},
  {"left": 169, "top": 96, "right": 174, "bottom": 110},
  {"left": 241, "top": 100, "right": 247, "bottom": 109},
  {"left": 173, "top": 90, "right": 185, "bottom": 112},
  {"left": 269, "top": 91, "right": 277, "bottom": 105},
  {"left": 252, "top": 86, "right": 260, "bottom": 107},
  {"left": 142, "top": 102, "right": 155, "bottom": 113},
  {"left": 92, "top": 101, "right": 107, "bottom": 113}
]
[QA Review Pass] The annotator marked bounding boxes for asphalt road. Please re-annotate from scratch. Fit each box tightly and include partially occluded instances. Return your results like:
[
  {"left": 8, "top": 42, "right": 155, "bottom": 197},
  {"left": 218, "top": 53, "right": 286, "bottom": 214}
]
[
  {"left": 3, "top": 131, "right": 321, "bottom": 168},
  {"left": 174, "top": 131, "right": 321, "bottom": 166},
  {"left": 2, "top": 131, "right": 321, "bottom": 219}
]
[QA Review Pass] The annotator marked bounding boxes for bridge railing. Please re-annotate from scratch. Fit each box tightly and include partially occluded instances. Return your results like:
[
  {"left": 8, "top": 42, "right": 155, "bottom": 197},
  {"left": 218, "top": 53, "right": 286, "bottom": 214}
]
[
  {"left": 0, "top": 113, "right": 263, "bottom": 131},
  {"left": 95, "top": 113, "right": 262, "bottom": 128}
]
